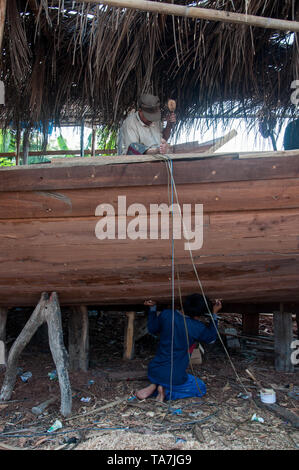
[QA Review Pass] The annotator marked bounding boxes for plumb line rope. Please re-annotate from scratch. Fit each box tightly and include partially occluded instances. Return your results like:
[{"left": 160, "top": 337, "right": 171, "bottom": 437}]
[{"left": 153, "top": 153, "right": 255, "bottom": 405}]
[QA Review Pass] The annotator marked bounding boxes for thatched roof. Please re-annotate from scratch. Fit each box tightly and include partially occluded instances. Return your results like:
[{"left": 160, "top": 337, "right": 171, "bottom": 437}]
[{"left": 1, "top": 0, "right": 299, "bottom": 135}]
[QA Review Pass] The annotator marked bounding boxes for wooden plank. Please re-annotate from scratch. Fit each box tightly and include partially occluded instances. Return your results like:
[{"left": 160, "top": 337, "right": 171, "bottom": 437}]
[
  {"left": 1, "top": 154, "right": 299, "bottom": 192},
  {"left": 123, "top": 312, "right": 136, "bottom": 360},
  {"left": 2, "top": 177, "right": 299, "bottom": 219},
  {"left": 0, "top": 149, "right": 117, "bottom": 158},
  {"left": 0, "top": 307, "right": 7, "bottom": 341},
  {"left": 0, "top": 267, "right": 299, "bottom": 307},
  {"left": 1, "top": 209, "right": 299, "bottom": 255},
  {"left": 273, "top": 307, "right": 294, "bottom": 372},
  {"left": 50, "top": 149, "right": 299, "bottom": 163}
]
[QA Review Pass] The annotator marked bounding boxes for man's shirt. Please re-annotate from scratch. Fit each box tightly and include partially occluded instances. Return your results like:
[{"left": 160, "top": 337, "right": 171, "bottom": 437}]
[{"left": 118, "top": 111, "right": 162, "bottom": 154}]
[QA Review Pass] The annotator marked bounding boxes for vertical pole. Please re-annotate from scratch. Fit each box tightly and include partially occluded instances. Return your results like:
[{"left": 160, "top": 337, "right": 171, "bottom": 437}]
[
  {"left": 16, "top": 126, "right": 21, "bottom": 166},
  {"left": 242, "top": 312, "right": 260, "bottom": 336},
  {"left": 123, "top": 312, "right": 136, "bottom": 360},
  {"left": 273, "top": 304, "right": 294, "bottom": 372},
  {"left": 68, "top": 306, "right": 89, "bottom": 372}
]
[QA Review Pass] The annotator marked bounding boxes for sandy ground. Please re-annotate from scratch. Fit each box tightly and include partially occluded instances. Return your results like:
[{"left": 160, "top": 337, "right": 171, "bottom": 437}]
[{"left": 0, "top": 310, "right": 298, "bottom": 451}]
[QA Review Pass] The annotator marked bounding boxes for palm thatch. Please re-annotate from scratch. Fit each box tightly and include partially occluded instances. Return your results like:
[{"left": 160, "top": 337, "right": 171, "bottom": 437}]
[{"left": 0, "top": 0, "right": 298, "bottom": 136}]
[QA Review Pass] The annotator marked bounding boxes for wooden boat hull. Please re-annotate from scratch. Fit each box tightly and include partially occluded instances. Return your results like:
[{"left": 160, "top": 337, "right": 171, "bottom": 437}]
[{"left": 1, "top": 152, "right": 299, "bottom": 308}]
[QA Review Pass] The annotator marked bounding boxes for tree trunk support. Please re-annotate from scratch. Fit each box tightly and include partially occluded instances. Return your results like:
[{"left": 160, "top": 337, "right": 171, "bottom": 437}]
[
  {"left": 22, "top": 128, "right": 30, "bottom": 165},
  {"left": 123, "top": 312, "right": 136, "bottom": 360},
  {"left": 242, "top": 312, "right": 260, "bottom": 336},
  {"left": 68, "top": 306, "right": 89, "bottom": 372},
  {"left": 273, "top": 304, "right": 294, "bottom": 373},
  {"left": 0, "top": 293, "right": 72, "bottom": 416}
]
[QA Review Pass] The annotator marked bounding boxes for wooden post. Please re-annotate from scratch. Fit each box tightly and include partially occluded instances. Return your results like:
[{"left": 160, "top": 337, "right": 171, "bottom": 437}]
[
  {"left": 296, "top": 312, "right": 299, "bottom": 340},
  {"left": 123, "top": 312, "right": 136, "bottom": 360},
  {"left": 242, "top": 312, "right": 260, "bottom": 336},
  {"left": 0, "top": 293, "right": 48, "bottom": 401},
  {"left": 22, "top": 128, "right": 30, "bottom": 165},
  {"left": 91, "top": 126, "right": 96, "bottom": 157},
  {"left": 80, "top": 119, "right": 85, "bottom": 158},
  {"left": 0, "top": 307, "right": 8, "bottom": 366},
  {"left": 78, "top": 0, "right": 299, "bottom": 33},
  {"left": 68, "top": 306, "right": 89, "bottom": 372},
  {"left": 273, "top": 304, "right": 294, "bottom": 373},
  {"left": 45, "top": 293, "right": 72, "bottom": 417}
]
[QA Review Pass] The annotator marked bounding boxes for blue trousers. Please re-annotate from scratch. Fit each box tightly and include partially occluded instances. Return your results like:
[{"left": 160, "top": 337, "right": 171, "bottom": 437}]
[{"left": 148, "top": 373, "right": 206, "bottom": 401}]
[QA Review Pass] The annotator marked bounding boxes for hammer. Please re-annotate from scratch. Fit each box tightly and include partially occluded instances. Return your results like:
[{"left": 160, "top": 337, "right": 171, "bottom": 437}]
[
  {"left": 245, "top": 368, "right": 266, "bottom": 393},
  {"left": 167, "top": 98, "right": 176, "bottom": 116}
]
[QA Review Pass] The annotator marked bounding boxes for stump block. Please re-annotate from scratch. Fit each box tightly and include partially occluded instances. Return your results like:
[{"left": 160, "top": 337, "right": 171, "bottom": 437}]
[{"left": 274, "top": 308, "right": 294, "bottom": 373}]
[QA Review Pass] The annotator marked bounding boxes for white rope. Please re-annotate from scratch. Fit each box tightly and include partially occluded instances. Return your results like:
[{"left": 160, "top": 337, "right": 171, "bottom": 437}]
[{"left": 153, "top": 153, "right": 254, "bottom": 400}]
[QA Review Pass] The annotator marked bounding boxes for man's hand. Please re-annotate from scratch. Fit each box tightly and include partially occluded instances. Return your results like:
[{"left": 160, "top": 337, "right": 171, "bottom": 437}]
[
  {"left": 212, "top": 299, "right": 222, "bottom": 314},
  {"left": 163, "top": 113, "right": 176, "bottom": 142},
  {"left": 160, "top": 138, "right": 169, "bottom": 154},
  {"left": 144, "top": 300, "right": 156, "bottom": 307},
  {"left": 166, "top": 112, "right": 176, "bottom": 126}
]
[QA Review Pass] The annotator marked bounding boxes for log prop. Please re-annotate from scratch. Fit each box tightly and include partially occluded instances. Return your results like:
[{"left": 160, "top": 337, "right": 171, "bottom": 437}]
[
  {"left": 0, "top": 292, "right": 72, "bottom": 417},
  {"left": 31, "top": 396, "right": 57, "bottom": 416}
]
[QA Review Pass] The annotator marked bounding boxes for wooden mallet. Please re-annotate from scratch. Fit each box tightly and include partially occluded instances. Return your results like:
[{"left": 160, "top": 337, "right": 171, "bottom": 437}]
[{"left": 167, "top": 99, "right": 176, "bottom": 113}]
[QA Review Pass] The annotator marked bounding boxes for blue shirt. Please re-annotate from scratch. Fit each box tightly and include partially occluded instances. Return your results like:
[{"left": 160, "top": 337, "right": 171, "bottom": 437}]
[{"left": 147, "top": 307, "right": 218, "bottom": 386}]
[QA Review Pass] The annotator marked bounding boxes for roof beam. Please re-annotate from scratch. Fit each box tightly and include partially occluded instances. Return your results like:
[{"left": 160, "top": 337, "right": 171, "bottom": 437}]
[{"left": 77, "top": 0, "right": 299, "bottom": 33}]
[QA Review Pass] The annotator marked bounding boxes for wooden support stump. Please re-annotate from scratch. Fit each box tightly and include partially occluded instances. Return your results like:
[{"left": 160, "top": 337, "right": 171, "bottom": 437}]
[
  {"left": 273, "top": 305, "right": 294, "bottom": 373},
  {"left": 68, "top": 306, "right": 89, "bottom": 372},
  {"left": 0, "top": 0, "right": 7, "bottom": 53},
  {"left": 242, "top": 312, "right": 260, "bottom": 336},
  {"left": 0, "top": 307, "right": 8, "bottom": 366},
  {"left": 123, "top": 312, "right": 136, "bottom": 360},
  {"left": 45, "top": 293, "right": 72, "bottom": 417},
  {"left": 0, "top": 292, "right": 72, "bottom": 416}
]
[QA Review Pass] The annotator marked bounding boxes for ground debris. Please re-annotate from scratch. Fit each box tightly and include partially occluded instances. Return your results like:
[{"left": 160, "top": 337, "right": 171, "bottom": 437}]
[{"left": 0, "top": 311, "right": 298, "bottom": 450}]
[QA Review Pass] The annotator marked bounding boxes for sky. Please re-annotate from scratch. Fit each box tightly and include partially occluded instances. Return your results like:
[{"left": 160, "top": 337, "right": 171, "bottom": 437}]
[{"left": 52, "top": 118, "right": 287, "bottom": 154}]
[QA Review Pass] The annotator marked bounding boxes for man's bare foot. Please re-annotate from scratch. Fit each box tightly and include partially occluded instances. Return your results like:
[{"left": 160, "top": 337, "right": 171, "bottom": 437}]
[
  {"left": 156, "top": 385, "right": 165, "bottom": 402},
  {"left": 136, "top": 383, "right": 157, "bottom": 400}
]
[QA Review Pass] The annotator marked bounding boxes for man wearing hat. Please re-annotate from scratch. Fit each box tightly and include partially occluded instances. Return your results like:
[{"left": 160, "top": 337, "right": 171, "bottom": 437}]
[{"left": 118, "top": 93, "right": 176, "bottom": 155}]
